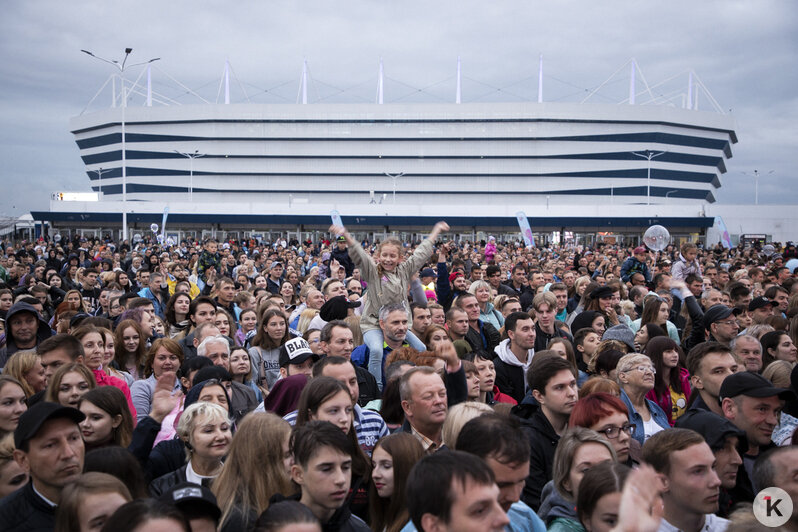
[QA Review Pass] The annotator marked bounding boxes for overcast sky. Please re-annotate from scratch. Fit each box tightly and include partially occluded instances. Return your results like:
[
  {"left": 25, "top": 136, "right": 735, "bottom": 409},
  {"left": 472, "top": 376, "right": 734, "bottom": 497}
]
[{"left": 1, "top": 0, "right": 795, "bottom": 218}]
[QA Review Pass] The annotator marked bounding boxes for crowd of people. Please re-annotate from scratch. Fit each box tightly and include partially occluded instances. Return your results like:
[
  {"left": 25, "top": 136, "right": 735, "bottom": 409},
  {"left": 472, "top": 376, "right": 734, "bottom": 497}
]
[{"left": 0, "top": 226, "right": 796, "bottom": 532}]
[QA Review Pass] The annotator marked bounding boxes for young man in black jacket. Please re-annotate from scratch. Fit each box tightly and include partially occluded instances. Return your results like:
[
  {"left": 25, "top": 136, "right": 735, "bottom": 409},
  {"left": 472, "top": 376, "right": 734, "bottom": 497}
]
[{"left": 511, "top": 354, "right": 577, "bottom": 512}]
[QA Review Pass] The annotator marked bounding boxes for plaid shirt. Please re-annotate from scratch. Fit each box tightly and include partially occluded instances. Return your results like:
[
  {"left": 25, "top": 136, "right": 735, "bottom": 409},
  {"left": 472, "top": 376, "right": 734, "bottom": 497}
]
[{"left": 283, "top": 404, "right": 388, "bottom": 456}]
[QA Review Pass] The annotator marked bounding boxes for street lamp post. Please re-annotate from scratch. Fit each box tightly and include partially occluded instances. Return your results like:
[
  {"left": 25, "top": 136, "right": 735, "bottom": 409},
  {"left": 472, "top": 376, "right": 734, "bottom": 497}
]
[
  {"left": 665, "top": 190, "right": 678, "bottom": 200},
  {"left": 742, "top": 169, "right": 775, "bottom": 205},
  {"left": 89, "top": 167, "right": 111, "bottom": 198},
  {"left": 174, "top": 150, "right": 205, "bottom": 201},
  {"left": 384, "top": 172, "right": 404, "bottom": 204},
  {"left": 81, "top": 48, "right": 160, "bottom": 242},
  {"left": 632, "top": 150, "right": 666, "bottom": 206}
]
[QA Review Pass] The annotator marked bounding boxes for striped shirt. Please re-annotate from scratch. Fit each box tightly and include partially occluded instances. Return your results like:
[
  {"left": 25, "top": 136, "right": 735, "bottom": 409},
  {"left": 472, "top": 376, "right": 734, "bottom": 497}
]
[{"left": 283, "top": 404, "right": 389, "bottom": 456}]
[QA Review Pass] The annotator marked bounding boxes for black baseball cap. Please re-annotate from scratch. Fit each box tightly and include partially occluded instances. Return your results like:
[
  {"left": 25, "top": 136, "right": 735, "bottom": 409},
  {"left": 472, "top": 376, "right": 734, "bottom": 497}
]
[
  {"left": 15, "top": 402, "right": 85, "bottom": 449},
  {"left": 703, "top": 304, "right": 742, "bottom": 331},
  {"left": 676, "top": 411, "right": 748, "bottom": 454},
  {"left": 748, "top": 296, "right": 775, "bottom": 312},
  {"left": 719, "top": 371, "right": 795, "bottom": 402},
  {"left": 278, "top": 337, "right": 320, "bottom": 368},
  {"left": 161, "top": 482, "right": 221, "bottom": 523},
  {"left": 319, "top": 295, "right": 361, "bottom": 322}
]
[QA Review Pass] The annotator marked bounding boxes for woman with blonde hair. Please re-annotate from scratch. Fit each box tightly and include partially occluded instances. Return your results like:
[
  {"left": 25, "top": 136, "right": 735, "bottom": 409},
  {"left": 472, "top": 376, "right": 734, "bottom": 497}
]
[
  {"left": 149, "top": 401, "right": 232, "bottom": 496},
  {"left": 2, "top": 350, "right": 45, "bottom": 398},
  {"left": 468, "top": 279, "right": 503, "bottom": 329},
  {"left": 213, "top": 413, "right": 294, "bottom": 531},
  {"left": 441, "top": 401, "right": 494, "bottom": 448}
]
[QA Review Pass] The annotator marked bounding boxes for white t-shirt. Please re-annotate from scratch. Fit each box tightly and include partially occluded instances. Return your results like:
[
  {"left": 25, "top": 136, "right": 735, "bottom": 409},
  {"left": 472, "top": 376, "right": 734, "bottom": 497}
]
[{"left": 642, "top": 415, "right": 665, "bottom": 441}]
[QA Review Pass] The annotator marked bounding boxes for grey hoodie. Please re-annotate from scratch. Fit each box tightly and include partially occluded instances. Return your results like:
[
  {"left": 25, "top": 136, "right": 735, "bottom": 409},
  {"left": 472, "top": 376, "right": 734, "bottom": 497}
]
[
  {"left": 494, "top": 338, "right": 534, "bottom": 395},
  {"left": 538, "top": 480, "right": 578, "bottom": 526}
]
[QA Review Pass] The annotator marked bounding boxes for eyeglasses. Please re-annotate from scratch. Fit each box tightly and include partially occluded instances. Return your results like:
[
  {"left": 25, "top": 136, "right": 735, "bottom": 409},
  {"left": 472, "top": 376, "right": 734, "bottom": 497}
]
[
  {"left": 715, "top": 320, "right": 739, "bottom": 326},
  {"left": 596, "top": 423, "right": 635, "bottom": 439},
  {"left": 627, "top": 365, "right": 656, "bottom": 375}
]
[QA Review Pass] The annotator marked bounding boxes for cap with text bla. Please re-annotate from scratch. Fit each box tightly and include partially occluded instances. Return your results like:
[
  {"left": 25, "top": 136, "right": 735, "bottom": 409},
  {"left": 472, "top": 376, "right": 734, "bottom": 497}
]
[{"left": 279, "top": 337, "right": 320, "bottom": 368}]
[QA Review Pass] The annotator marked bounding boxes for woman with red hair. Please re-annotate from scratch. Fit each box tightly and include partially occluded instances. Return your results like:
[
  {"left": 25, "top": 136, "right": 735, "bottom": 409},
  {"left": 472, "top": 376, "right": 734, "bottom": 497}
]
[{"left": 569, "top": 392, "right": 640, "bottom": 466}]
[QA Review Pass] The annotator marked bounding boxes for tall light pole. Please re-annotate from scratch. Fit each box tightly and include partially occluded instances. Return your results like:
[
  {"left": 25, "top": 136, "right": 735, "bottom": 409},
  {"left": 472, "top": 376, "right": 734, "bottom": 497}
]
[
  {"left": 89, "top": 167, "right": 111, "bottom": 198},
  {"left": 742, "top": 169, "right": 775, "bottom": 205},
  {"left": 632, "top": 150, "right": 666, "bottom": 206},
  {"left": 174, "top": 150, "right": 205, "bottom": 201},
  {"left": 81, "top": 48, "right": 160, "bottom": 242},
  {"left": 384, "top": 172, "right": 404, "bottom": 204}
]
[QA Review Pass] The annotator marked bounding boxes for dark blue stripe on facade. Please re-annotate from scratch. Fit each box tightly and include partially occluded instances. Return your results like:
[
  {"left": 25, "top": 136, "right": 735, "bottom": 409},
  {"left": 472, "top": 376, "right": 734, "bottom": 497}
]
[
  {"left": 91, "top": 183, "right": 714, "bottom": 202},
  {"left": 85, "top": 166, "right": 719, "bottom": 186},
  {"left": 31, "top": 210, "right": 716, "bottom": 230},
  {"left": 79, "top": 149, "right": 725, "bottom": 171},
  {"left": 76, "top": 131, "right": 732, "bottom": 152}
]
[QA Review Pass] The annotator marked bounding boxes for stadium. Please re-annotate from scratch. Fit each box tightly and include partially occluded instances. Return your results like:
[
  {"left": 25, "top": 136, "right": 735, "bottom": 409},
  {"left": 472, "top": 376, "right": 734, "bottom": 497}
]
[{"left": 33, "top": 62, "right": 742, "bottom": 244}]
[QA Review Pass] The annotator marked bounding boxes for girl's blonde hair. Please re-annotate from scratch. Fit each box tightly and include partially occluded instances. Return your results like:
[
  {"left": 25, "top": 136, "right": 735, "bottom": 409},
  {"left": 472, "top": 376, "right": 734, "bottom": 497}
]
[
  {"left": 3, "top": 350, "right": 40, "bottom": 397},
  {"left": 212, "top": 413, "right": 293, "bottom": 528},
  {"left": 441, "top": 401, "right": 494, "bottom": 449}
]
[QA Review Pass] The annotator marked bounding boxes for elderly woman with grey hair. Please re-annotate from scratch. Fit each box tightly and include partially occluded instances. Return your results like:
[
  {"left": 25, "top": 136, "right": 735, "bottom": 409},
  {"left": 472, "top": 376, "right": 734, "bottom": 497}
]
[
  {"left": 617, "top": 353, "right": 670, "bottom": 445},
  {"left": 468, "top": 280, "right": 503, "bottom": 329}
]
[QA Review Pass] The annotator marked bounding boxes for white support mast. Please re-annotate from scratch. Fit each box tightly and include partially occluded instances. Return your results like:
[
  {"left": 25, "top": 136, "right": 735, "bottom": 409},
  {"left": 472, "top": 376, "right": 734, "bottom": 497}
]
[
  {"left": 301, "top": 60, "right": 308, "bottom": 104},
  {"left": 455, "top": 56, "right": 461, "bottom": 104},
  {"left": 377, "top": 58, "right": 384, "bottom": 104},
  {"left": 224, "top": 60, "right": 230, "bottom": 104},
  {"left": 629, "top": 58, "right": 636, "bottom": 104},
  {"left": 538, "top": 54, "right": 544, "bottom": 103},
  {"left": 687, "top": 71, "right": 693, "bottom": 110}
]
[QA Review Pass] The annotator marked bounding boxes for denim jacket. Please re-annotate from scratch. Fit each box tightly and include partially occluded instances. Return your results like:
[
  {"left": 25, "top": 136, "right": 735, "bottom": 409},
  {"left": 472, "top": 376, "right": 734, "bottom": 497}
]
[{"left": 620, "top": 388, "right": 671, "bottom": 445}]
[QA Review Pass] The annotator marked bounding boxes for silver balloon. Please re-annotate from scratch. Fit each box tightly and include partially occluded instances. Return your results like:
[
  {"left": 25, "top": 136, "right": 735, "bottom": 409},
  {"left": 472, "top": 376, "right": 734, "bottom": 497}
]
[
  {"left": 762, "top": 244, "right": 775, "bottom": 257},
  {"left": 53, "top": 234, "right": 61, "bottom": 243},
  {"left": 157, "top": 234, "right": 164, "bottom": 244},
  {"left": 166, "top": 237, "right": 175, "bottom": 246},
  {"left": 642, "top": 225, "right": 671, "bottom": 252},
  {"left": 133, "top": 233, "right": 142, "bottom": 243},
  {"left": 150, "top": 223, "right": 159, "bottom": 233}
]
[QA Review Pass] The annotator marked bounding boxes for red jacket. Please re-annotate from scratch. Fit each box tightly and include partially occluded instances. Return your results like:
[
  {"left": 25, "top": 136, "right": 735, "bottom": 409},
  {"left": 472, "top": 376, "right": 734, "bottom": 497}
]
[
  {"left": 492, "top": 385, "right": 518, "bottom": 406},
  {"left": 93, "top": 369, "right": 137, "bottom": 423}
]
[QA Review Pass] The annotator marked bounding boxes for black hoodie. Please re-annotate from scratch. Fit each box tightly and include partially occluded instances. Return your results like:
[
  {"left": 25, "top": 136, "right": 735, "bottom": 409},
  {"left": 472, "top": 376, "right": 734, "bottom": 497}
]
[
  {"left": 0, "top": 302, "right": 53, "bottom": 368},
  {"left": 268, "top": 493, "right": 371, "bottom": 532},
  {"left": 511, "top": 395, "right": 561, "bottom": 512}
]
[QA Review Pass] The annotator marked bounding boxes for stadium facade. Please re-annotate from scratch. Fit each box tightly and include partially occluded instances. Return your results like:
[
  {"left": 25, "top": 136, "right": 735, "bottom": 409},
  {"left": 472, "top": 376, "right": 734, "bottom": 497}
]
[{"left": 35, "top": 97, "right": 738, "bottom": 243}]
